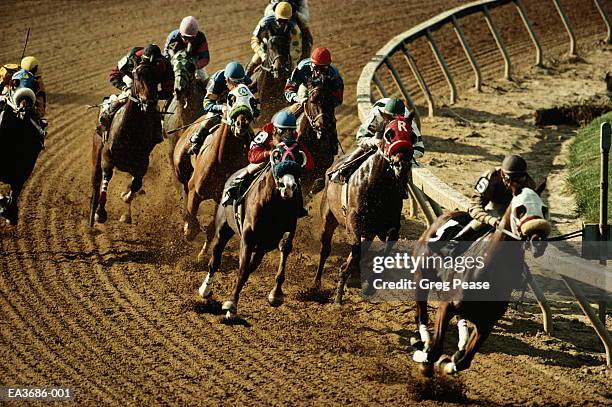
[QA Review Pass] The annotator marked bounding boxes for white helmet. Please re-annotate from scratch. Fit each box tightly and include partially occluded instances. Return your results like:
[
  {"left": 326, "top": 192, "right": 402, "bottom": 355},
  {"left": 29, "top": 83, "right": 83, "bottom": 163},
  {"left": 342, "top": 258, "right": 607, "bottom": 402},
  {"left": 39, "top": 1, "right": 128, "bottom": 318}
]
[{"left": 179, "top": 16, "right": 199, "bottom": 37}]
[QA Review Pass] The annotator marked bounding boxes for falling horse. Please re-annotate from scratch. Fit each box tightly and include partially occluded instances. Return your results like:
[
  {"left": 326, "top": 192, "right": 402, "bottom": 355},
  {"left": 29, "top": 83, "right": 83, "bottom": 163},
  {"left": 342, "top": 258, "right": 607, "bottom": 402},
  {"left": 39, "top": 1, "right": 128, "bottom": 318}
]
[
  {"left": 179, "top": 84, "right": 255, "bottom": 244},
  {"left": 0, "top": 80, "right": 43, "bottom": 225},
  {"left": 251, "top": 35, "right": 292, "bottom": 124},
  {"left": 89, "top": 62, "right": 162, "bottom": 226},
  {"left": 314, "top": 117, "right": 415, "bottom": 304},
  {"left": 295, "top": 77, "right": 338, "bottom": 197},
  {"left": 411, "top": 184, "right": 550, "bottom": 375},
  {"left": 198, "top": 143, "right": 307, "bottom": 318}
]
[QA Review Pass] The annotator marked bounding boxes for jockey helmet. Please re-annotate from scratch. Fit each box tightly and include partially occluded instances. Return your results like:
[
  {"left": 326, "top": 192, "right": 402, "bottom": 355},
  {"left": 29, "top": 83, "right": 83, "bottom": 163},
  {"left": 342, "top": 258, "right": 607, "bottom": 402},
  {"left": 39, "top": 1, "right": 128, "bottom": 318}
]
[
  {"left": 273, "top": 111, "right": 297, "bottom": 129},
  {"left": 383, "top": 98, "right": 405, "bottom": 117},
  {"left": 142, "top": 44, "right": 162, "bottom": 63},
  {"left": 180, "top": 16, "right": 199, "bottom": 38},
  {"left": 224, "top": 62, "right": 246, "bottom": 83},
  {"left": 20, "top": 56, "right": 41, "bottom": 76},
  {"left": 311, "top": 48, "right": 332, "bottom": 66},
  {"left": 501, "top": 155, "right": 527, "bottom": 176},
  {"left": 275, "top": 2, "right": 293, "bottom": 20}
]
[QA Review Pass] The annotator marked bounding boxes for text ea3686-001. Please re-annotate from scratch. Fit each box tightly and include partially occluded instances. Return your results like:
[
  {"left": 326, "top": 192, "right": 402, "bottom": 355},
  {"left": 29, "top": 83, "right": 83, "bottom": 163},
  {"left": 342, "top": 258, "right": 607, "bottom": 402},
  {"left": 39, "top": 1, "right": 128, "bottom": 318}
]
[{"left": 0, "top": 386, "right": 74, "bottom": 401}]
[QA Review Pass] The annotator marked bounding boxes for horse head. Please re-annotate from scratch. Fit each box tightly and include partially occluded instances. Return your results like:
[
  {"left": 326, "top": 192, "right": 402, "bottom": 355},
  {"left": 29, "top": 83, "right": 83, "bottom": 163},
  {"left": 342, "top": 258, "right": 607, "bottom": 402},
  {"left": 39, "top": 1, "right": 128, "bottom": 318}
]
[
  {"left": 6, "top": 69, "right": 37, "bottom": 120},
  {"left": 271, "top": 141, "right": 308, "bottom": 200},
  {"left": 506, "top": 182, "right": 551, "bottom": 257},
  {"left": 381, "top": 115, "right": 415, "bottom": 180},
  {"left": 225, "top": 84, "right": 255, "bottom": 139},
  {"left": 171, "top": 46, "right": 196, "bottom": 108},
  {"left": 302, "top": 78, "right": 336, "bottom": 140},
  {"left": 262, "top": 35, "right": 291, "bottom": 79},
  {"left": 131, "top": 62, "right": 158, "bottom": 112}
]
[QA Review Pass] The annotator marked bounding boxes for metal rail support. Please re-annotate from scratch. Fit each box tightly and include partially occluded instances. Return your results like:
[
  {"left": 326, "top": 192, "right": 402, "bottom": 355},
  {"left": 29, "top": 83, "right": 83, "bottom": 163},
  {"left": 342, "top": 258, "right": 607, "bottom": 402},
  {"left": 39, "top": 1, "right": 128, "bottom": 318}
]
[
  {"left": 552, "top": 0, "right": 577, "bottom": 56},
  {"left": 452, "top": 16, "right": 482, "bottom": 91},
  {"left": 373, "top": 72, "right": 389, "bottom": 99},
  {"left": 593, "top": 0, "right": 612, "bottom": 44},
  {"left": 483, "top": 5, "right": 512, "bottom": 80},
  {"left": 425, "top": 29, "right": 457, "bottom": 105},
  {"left": 598, "top": 122, "right": 610, "bottom": 323},
  {"left": 514, "top": 0, "right": 543, "bottom": 66},
  {"left": 401, "top": 45, "right": 435, "bottom": 117},
  {"left": 407, "top": 180, "right": 436, "bottom": 226},
  {"left": 383, "top": 57, "right": 418, "bottom": 120},
  {"left": 525, "top": 268, "right": 554, "bottom": 334}
]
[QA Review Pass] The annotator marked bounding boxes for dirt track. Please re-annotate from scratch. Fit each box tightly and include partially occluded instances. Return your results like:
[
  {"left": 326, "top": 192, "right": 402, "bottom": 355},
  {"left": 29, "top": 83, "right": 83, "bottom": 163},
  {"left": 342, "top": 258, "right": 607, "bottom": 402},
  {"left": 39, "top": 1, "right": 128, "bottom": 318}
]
[{"left": 1, "top": 0, "right": 611, "bottom": 404}]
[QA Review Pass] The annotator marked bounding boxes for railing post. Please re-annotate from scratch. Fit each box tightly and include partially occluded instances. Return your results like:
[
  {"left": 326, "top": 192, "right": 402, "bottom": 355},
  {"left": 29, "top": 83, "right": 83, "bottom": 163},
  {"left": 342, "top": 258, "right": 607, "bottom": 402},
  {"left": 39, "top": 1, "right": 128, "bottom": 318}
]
[
  {"left": 514, "top": 0, "right": 543, "bottom": 66},
  {"left": 552, "top": 0, "right": 577, "bottom": 56},
  {"left": 400, "top": 44, "right": 435, "bottom": 117},
  {"left": 425, "top": 29, "right": 457, "bottom": 105},
  {"left": 383, "top": 56, "right": 419, "bottom": 120},
  {"left": 594, "top": 0, "right": 612, "bottom": 44},
  {"left": 483, "top": 5, "right": 512, "bottom": 80},
  {"left": 372, "top": 72, "right": 389, "bottom": 99},
  {"left": 451, "top": 15, "right": 482, "bottom": 92}
]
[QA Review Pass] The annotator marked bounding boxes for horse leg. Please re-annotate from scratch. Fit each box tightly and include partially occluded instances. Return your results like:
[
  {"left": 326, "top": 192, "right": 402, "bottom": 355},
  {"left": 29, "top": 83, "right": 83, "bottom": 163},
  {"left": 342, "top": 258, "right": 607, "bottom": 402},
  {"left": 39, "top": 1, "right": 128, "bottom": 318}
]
[
  {"left": 452, "top": 318, "right": 470, "bottom": 362},
  {"left": 197, "top": 213, "right": 218, "bottom": 260},
  {"left": 222, "top": 232, "right": 258, "bottom": 318},
  {"left": 89, "top": 135, "right": 103, "bottom": 227},
  {"left": 120, "top": 176, "right": 143, "bottom": 224},
  {"left": 415, "top": 301, "right": 454, "bottom": 376},
  {"left": 95, "top": 167, "right": 113, "bottom": 224},
  {"left": 183, "top": 187, "right": 202, "bottom": 241},
  {"left": 314, "top": 197, "right": 338, "bottom": 289},
  {"left": 445, "top": 320, "right": 494, "bottom": 374},
  {"left": 3, "top": 183, "right": 23, "bottom": 225},
  {"left": 199, "top": 221, "right": 234, "bottom": 298},
  {"left": 269, "top": 231, "right": 294, "bottom": 307},
  {"left": 334, "top": 243, "right": 360, "bottom": 305}
]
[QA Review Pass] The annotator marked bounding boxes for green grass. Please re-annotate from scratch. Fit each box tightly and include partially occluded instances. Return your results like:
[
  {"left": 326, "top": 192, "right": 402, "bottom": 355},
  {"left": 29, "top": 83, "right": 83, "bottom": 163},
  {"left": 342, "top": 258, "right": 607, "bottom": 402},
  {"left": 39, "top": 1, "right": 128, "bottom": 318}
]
[{"left": 567, "top": 112, "right": 612, "bottom": 223}]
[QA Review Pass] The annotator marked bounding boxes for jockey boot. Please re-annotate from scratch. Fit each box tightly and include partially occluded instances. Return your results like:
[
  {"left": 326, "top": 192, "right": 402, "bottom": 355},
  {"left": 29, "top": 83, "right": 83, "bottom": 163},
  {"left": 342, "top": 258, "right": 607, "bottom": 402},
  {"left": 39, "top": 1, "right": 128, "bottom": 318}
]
[
  {"left": 221, "top": 171, "right": 253, "bottom": 207},
  {"left": 329, "top": 148, "right": 372, "bottom": 184},
  {"left": 99, "top": 98, "right": 125, "bottom": 132},
  {"left": 438, "top": 224, "right": 476, "bottom": 257},
  {"left": 188, "top": 122, "right": 210, "bottom": 155}
]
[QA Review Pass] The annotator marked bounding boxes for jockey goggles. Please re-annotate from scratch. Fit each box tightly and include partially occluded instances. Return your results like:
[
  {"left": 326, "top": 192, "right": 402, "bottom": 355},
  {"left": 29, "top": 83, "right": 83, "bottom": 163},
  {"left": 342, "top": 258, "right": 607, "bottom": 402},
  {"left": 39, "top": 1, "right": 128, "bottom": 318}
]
[{"left": 502, "top": 171, "right": 527, "bottom": 183}]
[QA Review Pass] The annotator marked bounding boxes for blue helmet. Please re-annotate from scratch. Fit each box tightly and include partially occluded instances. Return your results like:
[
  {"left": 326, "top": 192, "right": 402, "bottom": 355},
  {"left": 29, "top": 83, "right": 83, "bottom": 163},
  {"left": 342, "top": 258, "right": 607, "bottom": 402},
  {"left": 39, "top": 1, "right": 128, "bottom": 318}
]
[
  {"left": 224, "top": 62, "right": 246, "bottom": 83},
  {"left": 273, "top": 111, "right": 297, "bottom": 129}
]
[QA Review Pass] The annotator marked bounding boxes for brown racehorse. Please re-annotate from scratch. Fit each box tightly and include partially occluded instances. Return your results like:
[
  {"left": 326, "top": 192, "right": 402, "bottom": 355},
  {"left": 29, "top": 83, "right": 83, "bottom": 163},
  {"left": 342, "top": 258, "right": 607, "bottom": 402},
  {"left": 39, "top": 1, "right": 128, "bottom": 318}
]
[
  {"left": 295, "top": 77, "right": 338, "bottom": 197},
  {"left": 0, "top": 86, "right": 43, "bottom": 225},
  {"left": 89, "top": 62, "right": 161, "bottom": 226},
  {"left": 179, "top": 84, "right": 255, "bottom": 244},
  {"left": 251, "top": 35, "right": 292, "bottom": 124},
  {"left": 411, "top": 183, "right": 550, "bottom": 376},
  {"left": 314, "top": 117, "right": 415, "bottom": 304},
  {"left": 197, "top": 148, "right": 306, "bottom": 318}
]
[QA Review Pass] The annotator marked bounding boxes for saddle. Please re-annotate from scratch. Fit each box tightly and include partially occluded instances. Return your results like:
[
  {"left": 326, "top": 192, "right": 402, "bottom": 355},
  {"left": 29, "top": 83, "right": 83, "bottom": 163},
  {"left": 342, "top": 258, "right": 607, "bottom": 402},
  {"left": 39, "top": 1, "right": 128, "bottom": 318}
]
[{"left": 428, "top": 213, "right": 492, "bottom": 258}]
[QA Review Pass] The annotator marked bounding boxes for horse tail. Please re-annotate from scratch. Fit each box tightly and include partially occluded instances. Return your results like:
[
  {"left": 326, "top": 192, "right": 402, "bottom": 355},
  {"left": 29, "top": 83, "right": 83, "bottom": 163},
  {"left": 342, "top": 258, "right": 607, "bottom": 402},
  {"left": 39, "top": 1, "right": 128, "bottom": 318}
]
[{"left": 89, "top": 132, "right": 103, "bottom": 227}]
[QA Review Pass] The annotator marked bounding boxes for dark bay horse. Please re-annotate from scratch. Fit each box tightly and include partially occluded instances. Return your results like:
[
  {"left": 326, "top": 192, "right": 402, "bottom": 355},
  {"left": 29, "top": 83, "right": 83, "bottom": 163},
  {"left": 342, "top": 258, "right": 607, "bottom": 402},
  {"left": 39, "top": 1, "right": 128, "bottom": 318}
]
[
  {"left": 295, "top": 78, "right": 338, "bottom": 197},
  {"left": 0, "top": 85, "right": 43, "bottom": 225},
  {"left": 411, "top": 184, "right": 550, "bottom": 375},
  {"left": 180, "top": 84, "right": 255, "bottom": 244},
  {"left": 197, "top": 150, "right": 306, "bottom": 318},
  {"left": 252, "top": 35, "right": 292, "bottom": 123},
  {"left": 314, "top": 117, "right": 415, "bottom": 304},
  {"left": 163, "top": 47, "right": 207, "bottom": 155},
  {"left": 89, "top": 62, "right": 162, "bottom": 226}
]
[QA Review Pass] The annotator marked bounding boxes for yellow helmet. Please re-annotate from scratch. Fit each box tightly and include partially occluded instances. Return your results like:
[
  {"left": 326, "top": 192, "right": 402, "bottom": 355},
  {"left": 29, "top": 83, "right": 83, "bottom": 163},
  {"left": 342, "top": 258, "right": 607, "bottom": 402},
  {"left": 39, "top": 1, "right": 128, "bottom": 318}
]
[
  {"left": 21, "top": 56, "right": 42, "bottom": 76},
  {"left": 274, "top": 2, "right": 293, "bottom": 20}
]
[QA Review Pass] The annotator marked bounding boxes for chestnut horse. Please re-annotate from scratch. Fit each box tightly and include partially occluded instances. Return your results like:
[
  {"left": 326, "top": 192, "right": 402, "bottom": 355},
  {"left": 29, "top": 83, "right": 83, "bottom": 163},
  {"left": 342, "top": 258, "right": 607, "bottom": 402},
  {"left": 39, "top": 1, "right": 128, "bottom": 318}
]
[
  {"left": 251, "top": 35, "right": 292, "bottom": 123},
  {"left": 0, "top": 84, "right": 43, "bottom": 225},
  {"left": 411, "top": 184, "right": 550, "bottom": 375},
  {"left": 178, "top": 84, "right": 255, "bottom": 244},
  {"left": 89, "top": 62, "right": 161, "bottom": 226},
  {"left": 198, "top": 148, "right": 307, "bottom": 318},
  {"left": 314, "top": 116, "right": 415, "bottom": 304}
]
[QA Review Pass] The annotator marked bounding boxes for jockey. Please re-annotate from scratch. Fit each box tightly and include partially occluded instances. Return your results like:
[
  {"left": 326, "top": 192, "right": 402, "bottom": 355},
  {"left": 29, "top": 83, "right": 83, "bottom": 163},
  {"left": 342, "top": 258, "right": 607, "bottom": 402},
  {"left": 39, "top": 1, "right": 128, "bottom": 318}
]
[
  {"left": 438, "top": 155, "right": 537, "bottom": 256},
  {"left": 221, "top": 111, "right": 313, "bottom": 217},
  {"left": 264, "top": 0, "right": 313, "bottom": 60},
  {"left": 99, "top": 44, "right": 174, "bottom": 135},
  {"left": 1, "top": 68, "right": 47, "bottom": 140},
  {"left": 163, "top": 16, "right": 210, "bottom": 83},
  {"left": 330, "top": 97, "right": 424, "bottom": 184},
  {"left": 245, "top": 2, "right": 302, "bottom": 76},
  {"left": 187, "top": 61, "right": 261, "bottom": 155}
]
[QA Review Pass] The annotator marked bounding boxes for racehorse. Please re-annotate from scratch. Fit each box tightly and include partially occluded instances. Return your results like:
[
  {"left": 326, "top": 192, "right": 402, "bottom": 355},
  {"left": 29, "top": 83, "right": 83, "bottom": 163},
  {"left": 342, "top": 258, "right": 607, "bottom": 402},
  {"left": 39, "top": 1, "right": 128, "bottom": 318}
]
[
  {"left": 251, "top": 35, "right": 292, "bottom": 123},
  {"left": 197, "top": 145, "right": 307, "bottom": 318},
  {"left": 295, "top": 77, "right": 338, "bottom": 197},
  {"left": 314, "top": 117, "right": 415, "bottom": 304},
  {"left": 0, "top": 75, "right": 43, "bottom": 225},
  {"left": 89, "top": 62, "right": 162, "bottom": 226},
  {"left": 162, "top": 47, "right": 207, "bottom": 157},
  {"left": 411, "top": 183, "right": 550, "bottom": 375},
  {"left": 179, "top": 84, "right": 255, "bottom": 244}
]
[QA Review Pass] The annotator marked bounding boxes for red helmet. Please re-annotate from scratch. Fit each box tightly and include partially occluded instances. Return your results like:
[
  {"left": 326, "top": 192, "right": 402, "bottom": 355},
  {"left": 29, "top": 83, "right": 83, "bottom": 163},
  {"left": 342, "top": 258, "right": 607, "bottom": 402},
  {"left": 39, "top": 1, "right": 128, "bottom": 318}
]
[{"left": 311, "top": 47, "right": 331, "bottom": 66}]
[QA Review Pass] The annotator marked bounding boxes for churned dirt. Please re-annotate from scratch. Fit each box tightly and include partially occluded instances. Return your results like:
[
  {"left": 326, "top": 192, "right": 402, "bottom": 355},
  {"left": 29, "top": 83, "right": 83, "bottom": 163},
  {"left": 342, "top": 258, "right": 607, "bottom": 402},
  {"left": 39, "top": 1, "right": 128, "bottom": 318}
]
[{"left": 0, "top": 0, "right": 611, "bottom": 405}]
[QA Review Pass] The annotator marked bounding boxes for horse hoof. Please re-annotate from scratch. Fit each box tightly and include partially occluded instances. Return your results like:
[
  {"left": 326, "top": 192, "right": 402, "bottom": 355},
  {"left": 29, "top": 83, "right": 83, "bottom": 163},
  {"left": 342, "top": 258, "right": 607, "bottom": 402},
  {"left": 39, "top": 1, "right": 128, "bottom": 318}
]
[
  {"left": 419, "top": 362, "right": 434, "bottom": 377},
  {"left": 183, "top": 223, "right": 201, "bottom": 241},
  {"left": 452, "top": 349, "right": 465, "bottom": 364},
  {"left": 267, "top": 291, "right": 284, "bottom": 307},
  {"left": 197, "top": 242, "right": 209, "bottom": 262},
  {"left": 120, "top": 214, "right": 132, "bottom": 224},
  {"left": 435, "top": 356, "right": 457, "bottom": 375},
  {"left": 222, "top": 301, "right": 237, "bottom": 317},
  {"left": 410, "top": 337, "right": 425, "bottom": 350},
  {"left": 95, "top": 210, "right": 107, "bottom": 224},
  {"left": 413, "top": 350, "right": 429, "bottom": 363}
]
